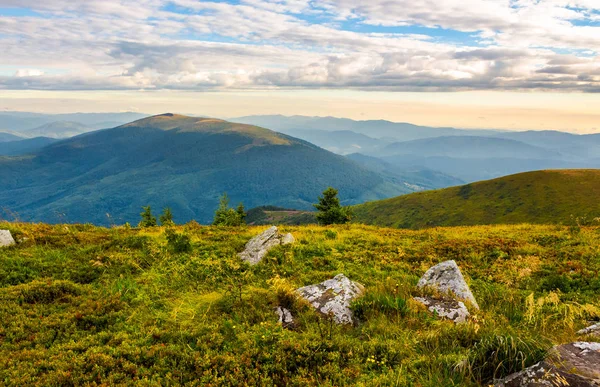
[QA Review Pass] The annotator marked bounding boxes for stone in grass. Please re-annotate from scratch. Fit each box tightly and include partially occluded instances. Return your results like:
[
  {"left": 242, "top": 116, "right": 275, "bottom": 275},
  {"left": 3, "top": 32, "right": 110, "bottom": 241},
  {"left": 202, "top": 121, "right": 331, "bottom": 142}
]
[
  {"left": 413, "top": 296, "right": 470, "bottom": 324},
  {"left": 495, "top": 342, "right": 600, "bottom": 387},
  {"left": 275, "top": 306, "right": 295, "bottom": 329},
  {"left": 0, "top": 230, "right": 15, "bottom": 247},
  {"left": 578, "top": 323, "right": 600, "bottom": 338},
  {"left": 414, "top": 260, "right": 479, "bottom": 324},
  {"left": 296, "top": 274, "right": 364, "bottom": 325},
  {"left": 238, "top": 226, "right": 295, "bottom": 265}
]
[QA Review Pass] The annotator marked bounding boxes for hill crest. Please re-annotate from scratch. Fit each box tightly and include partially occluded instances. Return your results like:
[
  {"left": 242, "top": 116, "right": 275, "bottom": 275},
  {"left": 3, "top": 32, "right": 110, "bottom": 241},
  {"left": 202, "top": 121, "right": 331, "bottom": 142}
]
[
  {"left": 122, "top": 114, "right": 291, "bottom": 146},
  {"left": 354, "top": 169, "right": 600, "bottom": 229}
]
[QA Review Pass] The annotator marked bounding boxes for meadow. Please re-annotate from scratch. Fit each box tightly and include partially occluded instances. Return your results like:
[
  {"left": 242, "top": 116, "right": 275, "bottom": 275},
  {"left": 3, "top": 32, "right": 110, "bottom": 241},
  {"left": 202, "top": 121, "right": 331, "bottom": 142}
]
[{"left": 1, "top": 222, "right": 599, "bottom": 386}]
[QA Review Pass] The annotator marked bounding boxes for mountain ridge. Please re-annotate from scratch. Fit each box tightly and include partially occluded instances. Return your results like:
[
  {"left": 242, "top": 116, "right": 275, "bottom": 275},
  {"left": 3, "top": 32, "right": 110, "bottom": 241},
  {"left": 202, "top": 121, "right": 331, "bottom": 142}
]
[{"left": 0, "top": 114, "right": 410, "bottom": 224}]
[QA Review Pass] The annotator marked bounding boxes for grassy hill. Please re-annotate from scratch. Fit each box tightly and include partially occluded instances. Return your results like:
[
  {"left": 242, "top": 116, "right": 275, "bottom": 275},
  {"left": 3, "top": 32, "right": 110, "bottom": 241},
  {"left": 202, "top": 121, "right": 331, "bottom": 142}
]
[
  {"left": 246, "top": 205, "right": 317, "bottom": 225},
  {"left": 353, "top": 170, "right": 600, "bottom": 229},
  {"left": 0, "top": 222, "right": 599, "bottom": 385},
  {"left": 0, "top": 114, "right": 409, "bottom": 225}
]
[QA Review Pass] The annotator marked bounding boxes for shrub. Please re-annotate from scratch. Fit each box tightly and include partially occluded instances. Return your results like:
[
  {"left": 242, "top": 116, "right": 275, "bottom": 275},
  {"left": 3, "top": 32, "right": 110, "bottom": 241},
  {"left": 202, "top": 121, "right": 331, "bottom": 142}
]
[{"left": 165, "top": 229, "right": 192, "bottom": 253}]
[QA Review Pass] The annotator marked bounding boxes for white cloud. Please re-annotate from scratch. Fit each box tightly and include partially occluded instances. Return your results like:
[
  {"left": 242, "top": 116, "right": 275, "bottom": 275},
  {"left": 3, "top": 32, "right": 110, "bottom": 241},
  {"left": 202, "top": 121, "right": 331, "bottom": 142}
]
[{"left": 0, "top": 0, "right": 599, "bottom": 92}]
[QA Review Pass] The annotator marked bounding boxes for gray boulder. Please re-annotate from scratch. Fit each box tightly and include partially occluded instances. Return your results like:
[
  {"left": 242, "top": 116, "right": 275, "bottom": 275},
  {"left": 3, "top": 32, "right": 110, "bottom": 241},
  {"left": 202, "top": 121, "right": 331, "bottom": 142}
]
[
  {"left": 0, "top": 230, "right": 15, "bottom": 247},
  {"left": 495, "top": 342, "right": 600, "bottom": 386},
  {"left": 578, "top": 323, "right": 600, "bottom": 338},
  {"left": 413, "top": 296, "right": 470, "bottom": 324},
  {"left": 238, "top": 226, "right": 294, "bottom": 265},
  {"left": 296, "top": 274, "right": 364, "bottom": 325},
  {"left": 417, "top": 260, "right": 479, "bottom": 308},
  {"left": 414, "top": 260, "right": 479, "bottom": 323}
]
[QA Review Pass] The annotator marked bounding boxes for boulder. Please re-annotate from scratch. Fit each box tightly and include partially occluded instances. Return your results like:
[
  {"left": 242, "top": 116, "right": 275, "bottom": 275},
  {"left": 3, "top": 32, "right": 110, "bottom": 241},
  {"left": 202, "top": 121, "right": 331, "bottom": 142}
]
[
  {"left": 275, "top": 306, "right": 295, "bottom": 329},
  {"left": 414, "top": 260, "right": 478, "bottom": 323},
  {"left": 296, "top": 274, "right": 364, "bottom": 325},
  {"left": 495, "top": 342, "right": 600, "bottom": 387},
  {"left": 238, "top": 226, "right": 294, "bottom": 265},
  {"left": 281, "top": 233, "right": 295, "bottom": 245},
  {"left": 417, "top": 260, "right": 479, "bottom": 308},
  {"left": 578, "top": 323, "right": 600, "bottom": 338},
  {"left": 413, "top": 296, "right": 470, "bottom": 324},
  {"left": 0, "top": 230, "right": 15, "bottom": 247}
]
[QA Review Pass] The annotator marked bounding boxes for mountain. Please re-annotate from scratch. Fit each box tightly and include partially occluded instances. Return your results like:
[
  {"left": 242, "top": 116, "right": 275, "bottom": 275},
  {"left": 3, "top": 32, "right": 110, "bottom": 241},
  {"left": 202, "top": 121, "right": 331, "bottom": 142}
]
[
  {"left": 377, "top": 136, "right": 563, "bottom": 159},
  {"left": 0, "top": 114, "right": 409, "bottom": 225},
  {"left": 346, "top": 153, "right": 464, "bottom": 190},
  {"left": 0, "top": 111, "right": 148, "bottom": 132},
  {"left": 232, "top": 115, "right": 499, "bottom": 141},
  {"left": 488, "top": 131, "right": 600, "bottom": 159},
  {"left": 21, "top": 121, "right": 94, "bottom": 138},
  {"left": 379, "top": 154, "right": 596, "bottom": 183},
  {"left": 277, "top": 129, "right": 388, "bottom": 155},
  {"left": 0, "top": 137, "right": 59, "bottom": 156},
  {"left": 353, "top": 169, "right": 600, "bottom": 229},
  {"left": 0, "top": 132, "right": 24, "bottom": 143}
]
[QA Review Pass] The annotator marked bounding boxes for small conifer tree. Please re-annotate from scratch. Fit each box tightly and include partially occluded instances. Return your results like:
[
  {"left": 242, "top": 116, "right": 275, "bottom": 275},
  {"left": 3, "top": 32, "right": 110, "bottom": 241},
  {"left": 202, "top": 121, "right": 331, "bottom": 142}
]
[
  {"left": 139, "top": 206, "right": 157, "bottom": 227},
  {"left": 213, "top": 193, "right": 246, "bottom": 226},
  {"left": 314, "top": 187, "right": 352, "bottom": 225},
  {"left": 159, "top": 207, "right": 174, "bottom": 226}
]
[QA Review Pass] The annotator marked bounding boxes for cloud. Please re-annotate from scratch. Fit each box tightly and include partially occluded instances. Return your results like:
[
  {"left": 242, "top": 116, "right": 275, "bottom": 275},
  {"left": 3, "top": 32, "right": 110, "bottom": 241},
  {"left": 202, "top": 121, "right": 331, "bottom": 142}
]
[{"left": 0, "top": 0, "right": 599, "bottom": 92}]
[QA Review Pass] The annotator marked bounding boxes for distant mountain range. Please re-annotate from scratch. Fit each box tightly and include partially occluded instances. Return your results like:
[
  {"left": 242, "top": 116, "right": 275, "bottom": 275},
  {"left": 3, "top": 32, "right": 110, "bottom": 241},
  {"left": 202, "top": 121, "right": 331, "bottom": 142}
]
[
  {"left": 19, "top": 121, "right": 94, "bottom": 139},
  {"left": 353, "top": 170, "right": 600, "bottom": 229},
  {"left": 0, "top": 114, "right": 416, "bottom": 224},
  {"left": 234, "top": 115, "right": 600, "bottom": 183},
  {"left": 232, "top": 115, "right": 498, "bottom": 141},
  {"left": 0, "top": 111, "right": 148, "bottom": 132}
]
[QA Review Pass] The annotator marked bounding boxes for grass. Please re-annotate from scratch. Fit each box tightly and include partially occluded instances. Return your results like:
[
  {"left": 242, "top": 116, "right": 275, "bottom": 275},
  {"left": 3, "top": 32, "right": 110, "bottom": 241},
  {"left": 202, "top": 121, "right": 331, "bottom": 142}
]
[
  {"left": 353, "top": 170, "right": 600, "bottom": 229},
  {"left": 0, "top": 222, "right": 599, "bottom": 385}
]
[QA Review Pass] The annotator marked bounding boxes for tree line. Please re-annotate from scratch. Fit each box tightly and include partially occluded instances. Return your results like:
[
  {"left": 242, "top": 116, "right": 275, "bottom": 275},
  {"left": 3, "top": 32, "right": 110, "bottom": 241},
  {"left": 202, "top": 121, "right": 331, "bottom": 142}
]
[{"left": 138, "top": 186, "right": 352, "bottom": 227}]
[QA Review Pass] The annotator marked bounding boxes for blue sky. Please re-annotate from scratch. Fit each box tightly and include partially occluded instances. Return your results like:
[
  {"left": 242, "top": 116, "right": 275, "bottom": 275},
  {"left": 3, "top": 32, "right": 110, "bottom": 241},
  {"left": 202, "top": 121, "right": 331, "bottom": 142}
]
[{"left": 0, "top": 0, "right": 599, "bottom": 130}]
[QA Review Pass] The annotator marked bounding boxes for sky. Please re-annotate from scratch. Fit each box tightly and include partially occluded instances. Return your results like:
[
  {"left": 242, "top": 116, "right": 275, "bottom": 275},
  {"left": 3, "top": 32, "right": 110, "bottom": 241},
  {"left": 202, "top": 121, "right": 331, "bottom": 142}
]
[{"left": 0, "top": 0, "right": 600, "bottom": 132}]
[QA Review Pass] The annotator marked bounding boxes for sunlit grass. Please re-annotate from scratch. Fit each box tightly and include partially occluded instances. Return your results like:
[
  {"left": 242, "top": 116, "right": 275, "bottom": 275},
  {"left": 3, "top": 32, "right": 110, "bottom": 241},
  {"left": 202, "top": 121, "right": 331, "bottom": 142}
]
[{"left": 0, "top": 222, "right": 599, "bottom": 385}]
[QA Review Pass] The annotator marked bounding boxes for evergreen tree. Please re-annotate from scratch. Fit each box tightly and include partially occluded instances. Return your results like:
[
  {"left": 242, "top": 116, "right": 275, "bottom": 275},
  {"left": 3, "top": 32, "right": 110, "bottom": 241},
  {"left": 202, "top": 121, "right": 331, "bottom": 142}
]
[
  {"left": 236, "top": 203, "right": 247, "bottom": 223},
  {"left": 314, "top": 187, "right": 353, "bottom": 225},
  {"left": 159, "top": 207, "right": 174, "bottom": 226},
  {"left": 213, "top": 193, "right": 246, "bottom": 226},
  {"left": 139, "top": 206, "right": 157, "bottom": 228}
]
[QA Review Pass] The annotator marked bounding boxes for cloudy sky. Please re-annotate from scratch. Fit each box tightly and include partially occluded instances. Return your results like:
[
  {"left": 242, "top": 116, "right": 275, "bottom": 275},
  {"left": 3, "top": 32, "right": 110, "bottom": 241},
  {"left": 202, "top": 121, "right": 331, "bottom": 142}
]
[{"left": 1, "top": 0, "right": 599, "bottom": 131}]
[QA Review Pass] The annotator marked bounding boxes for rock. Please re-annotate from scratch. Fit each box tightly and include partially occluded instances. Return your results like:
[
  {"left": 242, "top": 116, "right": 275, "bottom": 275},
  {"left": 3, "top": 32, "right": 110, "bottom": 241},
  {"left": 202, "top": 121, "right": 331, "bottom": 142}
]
[
  {"left": 578, "top": 323, "right": 600, "bottom": 338},
  {"left": 417, "top": 260, "right": 479, "bottom": 309},
  {"left": 296, "top": 274, "right": 364, "bottom": 325},
  {"left": 281, "top": 233, "right": 295, "bottom": 245},
  {"left": 413, "top": 296, "right": 470, "bottom": 324},
  {"left": 238, "top": 226, "right": 294, "bottom": 265},
  {"left": 495, "top": 342, "right": 600, "bottom": 387},
  {"left": 0, "top": 230, "right": 15, "bottom": 247},
  {"left": 275, "top": 306, "right": 295, "bottom": 329},
  {"left": 413, "top": 260, "right": 479, "bottom": 324}
]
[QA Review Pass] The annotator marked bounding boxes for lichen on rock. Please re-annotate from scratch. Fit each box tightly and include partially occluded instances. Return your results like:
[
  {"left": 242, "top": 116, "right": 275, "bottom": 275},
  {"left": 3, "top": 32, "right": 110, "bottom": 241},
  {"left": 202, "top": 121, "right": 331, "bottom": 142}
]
[
  {"left": 296, "top": 274, "right": 364, "bottom": 325},
  {"left": 238, "top": 226, "right": 294, "bottom": 265}
]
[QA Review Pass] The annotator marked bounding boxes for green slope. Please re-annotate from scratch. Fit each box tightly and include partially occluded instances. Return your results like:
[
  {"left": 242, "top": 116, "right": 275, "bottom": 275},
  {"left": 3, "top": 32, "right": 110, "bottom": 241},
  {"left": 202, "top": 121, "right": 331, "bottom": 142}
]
[
  {"left": 0, "top": 114, "right": 407, "bottom": 225},
  {"left": 353, "top": 169, "right": 600, "bottom": 229}
]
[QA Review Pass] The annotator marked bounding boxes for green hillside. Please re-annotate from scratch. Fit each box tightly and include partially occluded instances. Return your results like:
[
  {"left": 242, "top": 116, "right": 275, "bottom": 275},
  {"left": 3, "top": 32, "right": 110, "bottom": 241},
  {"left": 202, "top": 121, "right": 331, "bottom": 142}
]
[
  {"left": 1, "top": 222, "right": 599, "bottom": 385},
  {"left": 246, "top": 205, "right": 317, "bottom": 225},
  {"left": 353, "top": 170, "right": 600, "bottom": 229},
  {"left": 0, "top": 114, "right": 408, "bottom": 225}
]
